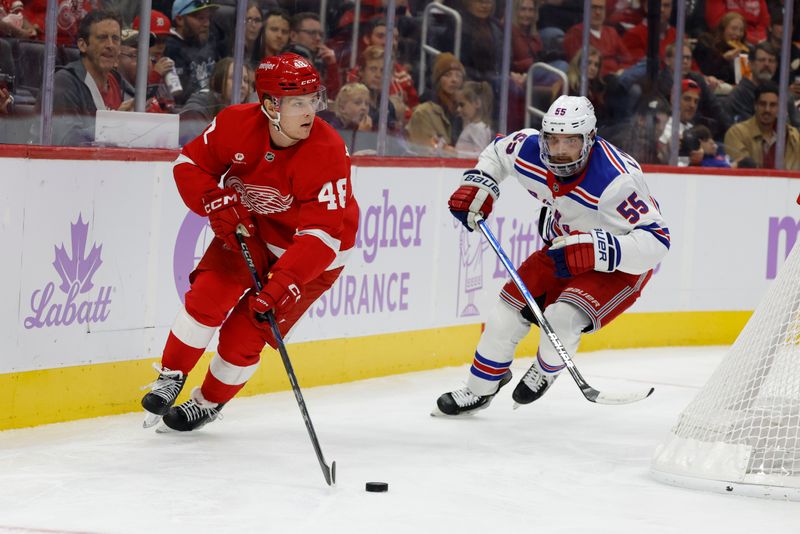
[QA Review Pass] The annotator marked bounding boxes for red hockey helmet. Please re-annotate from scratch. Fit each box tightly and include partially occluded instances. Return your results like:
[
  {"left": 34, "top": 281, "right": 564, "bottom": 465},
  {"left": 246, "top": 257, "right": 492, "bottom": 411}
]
[{"left": 255, "top": 52, "right": 322, "bottom": 100}]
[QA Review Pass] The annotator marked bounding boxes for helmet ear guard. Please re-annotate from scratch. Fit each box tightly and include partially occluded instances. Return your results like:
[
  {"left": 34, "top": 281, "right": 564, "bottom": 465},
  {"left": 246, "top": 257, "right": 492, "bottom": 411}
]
[{"left": 540, "top": 95, "right": 597, "bottom": 178}]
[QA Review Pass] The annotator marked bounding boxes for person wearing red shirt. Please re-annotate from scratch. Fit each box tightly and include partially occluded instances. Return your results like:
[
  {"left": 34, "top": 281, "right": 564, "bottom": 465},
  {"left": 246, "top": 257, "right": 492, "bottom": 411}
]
[
  {"left": 563, "top": 0, "right": 633, "bottom": 76},
  {"left": 622, "top": 0, "right": 675, "bottom": 64},
  {"left": 24, "top": 0, "right": 92, "bottom": 45},
  {"left": 705, "top": 0, "right": 770, "bottom": 45},
  {"left": 141, "top": 53, "right": 359, "bottom": 432}
]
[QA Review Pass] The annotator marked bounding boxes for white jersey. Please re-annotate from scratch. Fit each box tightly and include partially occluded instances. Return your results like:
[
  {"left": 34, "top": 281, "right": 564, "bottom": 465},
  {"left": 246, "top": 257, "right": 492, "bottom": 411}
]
[{"left": 475, "top": 129, "right": 670, "bottom": 274}]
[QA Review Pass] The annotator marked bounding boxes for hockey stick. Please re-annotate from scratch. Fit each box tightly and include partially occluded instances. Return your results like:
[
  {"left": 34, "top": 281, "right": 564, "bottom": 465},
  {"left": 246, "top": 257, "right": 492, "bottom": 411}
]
[
  {"left": 475, "top": 216, "right": 654, "bottom": 405},
  {"left": 235, "top": 229, "right": 336, "bottom": 486}
]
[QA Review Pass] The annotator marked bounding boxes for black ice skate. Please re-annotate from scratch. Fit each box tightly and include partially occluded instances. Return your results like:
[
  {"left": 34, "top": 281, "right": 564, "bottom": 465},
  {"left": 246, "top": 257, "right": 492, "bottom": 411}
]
[
  {"left": 158, "top": 388, "right": 224, "bottom": 433},
  {"left": 433, "top": 370, "right": 512, "bottom": 416},
  {"left": 141, "top": 364, "right": 186, "bottom": 428},
  {"left": 512, "top": 359, "right": 559, "bottom": 407}
]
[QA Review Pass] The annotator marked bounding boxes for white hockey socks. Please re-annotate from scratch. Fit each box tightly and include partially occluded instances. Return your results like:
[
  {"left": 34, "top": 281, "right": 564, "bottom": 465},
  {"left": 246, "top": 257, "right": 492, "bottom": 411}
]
[
  {"left": 467, "top": 300, "right": 531, "bottom": 396},
  {"left": 537, "top": 301, "right": 590, "bottom": 373}
]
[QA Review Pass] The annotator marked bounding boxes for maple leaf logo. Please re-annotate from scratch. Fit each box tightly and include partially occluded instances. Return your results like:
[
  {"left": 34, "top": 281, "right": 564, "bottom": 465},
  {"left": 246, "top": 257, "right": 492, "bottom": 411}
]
[{"left": 52, "top": 215, "right": 103, "bottom": 294}]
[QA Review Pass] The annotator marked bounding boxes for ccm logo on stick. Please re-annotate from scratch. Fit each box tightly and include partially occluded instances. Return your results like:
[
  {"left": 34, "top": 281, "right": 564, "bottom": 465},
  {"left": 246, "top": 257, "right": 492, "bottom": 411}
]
[{"left": 204, "top": 193, "right": 238, "bottom": 213}]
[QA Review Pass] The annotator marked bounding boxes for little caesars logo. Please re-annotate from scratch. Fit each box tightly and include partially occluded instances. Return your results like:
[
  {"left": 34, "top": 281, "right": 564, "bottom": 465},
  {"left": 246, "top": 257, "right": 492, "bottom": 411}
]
[{"left": 24, "top": 215, "right": 113, "bottom": 329}]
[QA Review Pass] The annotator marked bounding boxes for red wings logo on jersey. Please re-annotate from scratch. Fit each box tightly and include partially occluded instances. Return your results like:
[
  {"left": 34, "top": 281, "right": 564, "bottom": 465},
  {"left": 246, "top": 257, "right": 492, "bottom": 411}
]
[{"left": 226, "top": 176, "right": 294, "bottom": 214}]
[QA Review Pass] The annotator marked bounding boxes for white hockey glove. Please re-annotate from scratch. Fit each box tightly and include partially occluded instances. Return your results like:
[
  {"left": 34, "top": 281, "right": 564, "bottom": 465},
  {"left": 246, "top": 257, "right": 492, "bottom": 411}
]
[{"left": 546, "top": 229, "right": 621, "bottom": 278}]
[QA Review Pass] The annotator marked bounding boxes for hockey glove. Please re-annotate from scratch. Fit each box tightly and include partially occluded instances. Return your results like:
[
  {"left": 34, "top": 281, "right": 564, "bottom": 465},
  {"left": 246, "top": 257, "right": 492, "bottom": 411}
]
[
  {"left": 248, "top": 271, "right": 302, "bottom": 323},
  {"left": 537, "top": 205, "right": 557, "bottom": 246},
  {"left": 448, "top": 169, "right": 500, "bottom": 231},
  {"left": 202, "top": 187, "right": 256, "bottom": 251},
  {"left": 546, "top": 229, "right": 621, "bottom": 278}
]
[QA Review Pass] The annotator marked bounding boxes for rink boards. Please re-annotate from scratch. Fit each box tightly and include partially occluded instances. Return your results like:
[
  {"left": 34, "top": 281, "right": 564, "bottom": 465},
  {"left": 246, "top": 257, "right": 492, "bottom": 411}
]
[{"left": 1, "top": 147, "right": 798, "bottom": 429}]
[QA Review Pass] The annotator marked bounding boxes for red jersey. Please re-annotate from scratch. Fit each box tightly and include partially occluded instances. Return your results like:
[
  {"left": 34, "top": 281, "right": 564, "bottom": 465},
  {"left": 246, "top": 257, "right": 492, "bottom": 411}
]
[
  {"left": 174, "top": 103, "right": 359, "bottom": 287},
  {"left": 25, "top": 0, "right": 93, "bottom": 45}
]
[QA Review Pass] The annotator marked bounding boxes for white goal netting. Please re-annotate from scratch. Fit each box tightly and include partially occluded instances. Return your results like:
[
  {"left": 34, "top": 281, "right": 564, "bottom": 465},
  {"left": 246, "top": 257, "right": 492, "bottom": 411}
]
[{"left": 651, "top": 244, "right": 800, "bottom": 501}]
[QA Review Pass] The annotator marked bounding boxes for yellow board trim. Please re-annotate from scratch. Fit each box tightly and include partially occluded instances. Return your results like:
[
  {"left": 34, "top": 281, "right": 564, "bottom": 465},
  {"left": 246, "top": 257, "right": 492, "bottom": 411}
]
[{"left": 0, "top": 311, "right": 751, "bottom": 430}]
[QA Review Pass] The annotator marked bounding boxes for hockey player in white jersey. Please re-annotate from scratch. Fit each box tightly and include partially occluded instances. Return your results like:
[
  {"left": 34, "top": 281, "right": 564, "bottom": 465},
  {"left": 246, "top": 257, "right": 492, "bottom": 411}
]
[{"left": 434, "top": 95, "right": 670, "bottom": 416}]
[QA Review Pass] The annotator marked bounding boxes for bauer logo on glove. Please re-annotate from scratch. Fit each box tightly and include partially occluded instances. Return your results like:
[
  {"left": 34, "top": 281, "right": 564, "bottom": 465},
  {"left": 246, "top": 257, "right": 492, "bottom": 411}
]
[
  {"left": 448, "top": 169, "right": 500, "bottom": 232},
  {"left": 546, "top": 229, "right": 621, "bottom": 278}
]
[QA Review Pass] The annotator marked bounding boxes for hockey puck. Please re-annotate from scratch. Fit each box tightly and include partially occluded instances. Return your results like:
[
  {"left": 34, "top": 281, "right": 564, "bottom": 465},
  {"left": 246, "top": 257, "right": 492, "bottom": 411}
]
[{"left": 365, "top": 481, "right": 388, "bottom": 492}]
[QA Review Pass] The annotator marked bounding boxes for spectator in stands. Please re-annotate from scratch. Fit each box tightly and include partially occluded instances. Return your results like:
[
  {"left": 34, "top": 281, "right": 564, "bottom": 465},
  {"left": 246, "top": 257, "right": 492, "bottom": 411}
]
[
  {"left": 286, "top": 12, "right": 340, "bottom": 97},
  {"left": 693, "top": 12, "right": 752, "bottom": 85},
  {"left": 133, "top": 10, "right": 179, "bottom": 112},
  {"left": 454, "top": 80, "right": 493, "bottom": 156},
  {"left": 725, "top": 42, "right": 800, "bottom": 127},
  {"left": 705, "top": 0, "right": 769, "bottom": 45},
  {"left": 355, "top": 45, "right": 399, "bottom": 131},
  {"left": 23, "top": 0, "right": 90, "bottom": 44},
  {"left": 765, "top": 8, "right": 800, "bottom": 82},
  {"left": 563, "top": 47, "right": 611, "bottom": 124},
  {"left": 179, "top": 56, "right": 253, "bottom": 144},
  {"left": 657, "top": 78, "right": 701, "bottom": 163},
  {"left": 537, "top": 0, "right": 582, "bottom": 32},
  {"left": 0, "top": 0, "right": 36, "bottom": 39},
  {"left": 454, "top": 0, "right": 502, "bottom": 90},
  {"left": 677, "top": 0, "right": 708, "bottom": 39},
  {"left": 167, "top": 0, "right": 221, "bottom": 107},
  {"left": 657, "top": 41, "right": 732, "bottom": 139},
  {"left": 511, "top": 0, "right": 542, "bottom": 75},
  {"left": 325, "top": 81, "right": 372, "bottom": 132},
  {"left": 217, "top": 1, "right": 262, "bottom": 65},
  {"left": 683, "top": 124, "right": 731, "bottom": 167},
  {"left": 601, "top": 95, "right": 670, "bottom": 164},
  {"left": 605, "top": 0, "right": 643, "bottom": 33},
  {"left": 724, "top": 82, "right": 800, "bottom": 169},
  {"left": 321, "top": 81, "right": 381, "bottom": 155},
  {"left": 622, "top": 0, "right": 675, "bottom": 64},
  {"left": 563, "top": 0, "right": 632, "bottom": 77},
  {"left": 406, "top": 52, "right": 465, "bottom": 154},
  {"left": 344, "top": 17, "right": 418, "bottom": 123},
  {"left": 340, "top": 15, "right": 393, "bottom": 71},
  {"left": 253, "top": 8, "right": 290, "bottom": 65},
  {"left": 48, "top": 10, "right": 132, "bottom": 146},
  {"left": 0, "top": 84, "right": 11, "bottom": 113},
  {"left": 117, "top": 29, "right": 140, "bottom": 99}
]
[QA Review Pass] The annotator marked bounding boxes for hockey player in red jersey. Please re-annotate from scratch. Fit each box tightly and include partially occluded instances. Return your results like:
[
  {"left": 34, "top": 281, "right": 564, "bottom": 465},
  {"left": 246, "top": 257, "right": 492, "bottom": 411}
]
[
  {"left": 141, "top": 52, "right": 358, "bottom": 432},
  {"left": 434, "top": 95, "right": 670, "bottom": 416}
]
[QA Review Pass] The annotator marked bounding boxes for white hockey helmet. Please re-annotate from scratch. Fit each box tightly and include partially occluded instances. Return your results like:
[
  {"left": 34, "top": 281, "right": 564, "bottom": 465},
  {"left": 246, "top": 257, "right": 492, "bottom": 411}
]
[{"left": 540, "top": 95, "right": 597, "bottom": 178}]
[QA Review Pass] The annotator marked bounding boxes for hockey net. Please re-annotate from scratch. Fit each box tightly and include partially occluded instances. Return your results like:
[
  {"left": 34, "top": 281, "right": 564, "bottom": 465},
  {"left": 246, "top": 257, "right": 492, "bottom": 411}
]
[{"left": 651, "top": 244, "right": 800, "bottom": 501}]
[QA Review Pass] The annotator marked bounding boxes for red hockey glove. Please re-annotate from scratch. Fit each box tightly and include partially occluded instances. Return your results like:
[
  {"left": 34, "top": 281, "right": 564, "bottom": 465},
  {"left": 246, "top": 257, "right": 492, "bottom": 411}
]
[
  {"left": 248, "top": 271, "right": 302, "bottom": 323},
  {"left": 546, "top": 229, "right": 621, "bottom": 278},
  {"left": 201, "top": 187, "right": 256, "bottom": 251},
  {"left": 448, "top": 169, "right": 500, "bottom": 231}
]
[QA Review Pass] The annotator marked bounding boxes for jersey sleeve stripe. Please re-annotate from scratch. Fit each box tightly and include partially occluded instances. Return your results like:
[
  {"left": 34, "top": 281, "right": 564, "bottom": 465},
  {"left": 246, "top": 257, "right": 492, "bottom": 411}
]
[
  {"left": 636, "top": 222, "right": 672, "bottom": 249},
  {"left": 565, "top": 191, "right": 599, "bottom": 210},
  {"left": 514, "top": 163, "right": 548, "bottom": 187},
  {"left": 598, "top": 139, "right": 627, "bottom": 175},
  {"left": 296, "top": 228, "right": 342, "bottom": 254},
  {"left": 173, "top": 153, "right": 197, "bottom": 168},
  {"left": 266, "top": 240, "right": 350, "bottom": 271},
  {"left": 572, "top": 186, "right": 600, "bottom": 205},
  {"left": 515, "top": 157, "right": 548, "bottom": 177}
]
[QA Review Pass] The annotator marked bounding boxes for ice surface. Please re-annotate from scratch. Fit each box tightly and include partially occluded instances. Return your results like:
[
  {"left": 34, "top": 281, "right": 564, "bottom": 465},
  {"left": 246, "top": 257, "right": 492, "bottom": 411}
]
[{"left": 0, "top": 346, "right": 798, "bottom": 534}]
